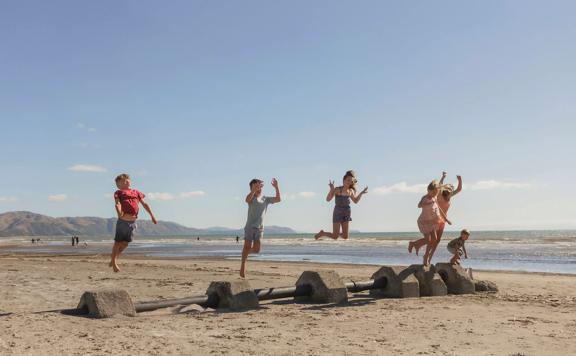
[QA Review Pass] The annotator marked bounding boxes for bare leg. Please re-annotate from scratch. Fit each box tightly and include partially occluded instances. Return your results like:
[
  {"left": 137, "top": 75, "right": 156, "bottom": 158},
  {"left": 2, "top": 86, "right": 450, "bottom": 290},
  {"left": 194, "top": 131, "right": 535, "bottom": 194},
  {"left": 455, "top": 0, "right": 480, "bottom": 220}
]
[
  {"left": 340, "top": 222, "right": 350, "bottom": 240},
  {"left": 315, "top": 223, "right": 341, "bottom": 240},
  {"left": 409, "top": 237, "right": 428, "bottom": 256},
  {"left": 240, "top": 240, "right": 252, "bottom": 278},
  {"left": 251, "top": 240, "right": 261, "bottom": 254},
  {"left": 425, "top": 230, "right": 438, "bottom": 265},
  {"left": 427, "top": 227, "right": 444, "bottom": 264},
  {"left": 422, "top": 231, "right": 437, "bottom": 266},
  {"left": 450, "top": 252, "right": 459, "bottom": 265},
  {"left": 109, "top": 242, "right": 121, "bottom": 273}
]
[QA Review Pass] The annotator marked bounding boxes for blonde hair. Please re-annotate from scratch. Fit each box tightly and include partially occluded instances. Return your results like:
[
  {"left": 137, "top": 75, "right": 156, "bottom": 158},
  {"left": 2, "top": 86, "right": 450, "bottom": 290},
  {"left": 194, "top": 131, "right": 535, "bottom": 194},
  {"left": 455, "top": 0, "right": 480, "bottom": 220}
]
[
  {"left": 115, "top": 173, "right": 130, "bottom": 183},
  {"left": 343, "top": 170, "right": 358, "bottom": 192},
  {"left": 427, "top": 180, "right": 440, "bottom": 192},
  {"left": 461, "top": 229, "right": 471, "bottom": 236}
]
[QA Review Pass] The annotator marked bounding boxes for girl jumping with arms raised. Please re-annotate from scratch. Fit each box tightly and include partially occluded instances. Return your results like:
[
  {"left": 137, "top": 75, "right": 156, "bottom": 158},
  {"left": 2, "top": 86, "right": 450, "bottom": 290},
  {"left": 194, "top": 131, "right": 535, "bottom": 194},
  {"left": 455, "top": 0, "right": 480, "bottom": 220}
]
[
  {"left": 314, "top": 170, "right": 368, "bottom": 240},
  {"left": 408, "top": 180, "right": 451, "bottom": 265}
]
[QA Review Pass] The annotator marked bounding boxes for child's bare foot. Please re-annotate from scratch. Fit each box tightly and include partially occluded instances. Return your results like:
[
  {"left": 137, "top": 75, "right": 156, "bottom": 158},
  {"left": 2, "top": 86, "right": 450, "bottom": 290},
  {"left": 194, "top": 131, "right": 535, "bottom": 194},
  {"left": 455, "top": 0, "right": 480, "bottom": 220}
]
[
  {"left": 314, "top": 231, "right": 323, "bottom": 240},
  {"left": 112, "top": 263, "right": 120, "bottom": 273}
]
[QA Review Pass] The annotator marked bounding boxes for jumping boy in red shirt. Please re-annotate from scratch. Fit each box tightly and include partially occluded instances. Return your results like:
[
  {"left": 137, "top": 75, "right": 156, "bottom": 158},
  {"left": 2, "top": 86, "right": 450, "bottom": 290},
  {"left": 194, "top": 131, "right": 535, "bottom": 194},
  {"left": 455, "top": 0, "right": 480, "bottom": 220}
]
[{"left": 109, "top": 173, "right": 157, "bottom": 272}]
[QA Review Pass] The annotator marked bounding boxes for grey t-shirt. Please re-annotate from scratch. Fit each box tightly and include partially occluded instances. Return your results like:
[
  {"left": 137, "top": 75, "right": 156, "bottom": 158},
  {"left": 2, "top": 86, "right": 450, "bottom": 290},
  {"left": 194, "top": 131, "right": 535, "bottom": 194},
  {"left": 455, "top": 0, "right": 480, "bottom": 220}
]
[{"left": 245, "top": 196, "right": 276, "bottom": 229}]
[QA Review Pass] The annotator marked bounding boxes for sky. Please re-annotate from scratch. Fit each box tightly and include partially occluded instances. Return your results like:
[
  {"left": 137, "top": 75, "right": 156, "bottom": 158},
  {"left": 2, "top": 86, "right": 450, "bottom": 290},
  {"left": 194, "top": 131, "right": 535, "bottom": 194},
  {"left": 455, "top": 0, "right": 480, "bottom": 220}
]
[{"left": 1, "top": 0, "right": 575, "bottom": 232}]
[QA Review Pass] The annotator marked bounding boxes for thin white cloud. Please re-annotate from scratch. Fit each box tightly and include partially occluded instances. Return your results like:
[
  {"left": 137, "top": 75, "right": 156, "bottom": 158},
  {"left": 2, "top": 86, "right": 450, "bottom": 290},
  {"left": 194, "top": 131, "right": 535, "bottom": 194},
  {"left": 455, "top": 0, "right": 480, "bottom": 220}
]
[
  {"left": 0, "top": 197, "right": 17, "bottom": 203},
  {"left": 68, "top": 164, "right": 107, "bottom": 173},
  {"left": 48, "top": 194, "right": 68, "bottom": 202},
  {"left": 180, "top": 191, "right": 206, "bottom": 199},
  {"left": 147, "top": 192, "right": 176, "bottom": 201},
  {"left": 76, "top": 122, "right": 96, "bottom": 132},
  {"left": 148, "top": 191, "right": 206, "bottom": 201},
  {"left": 285, "top": 191, "right": 317, "bottom": 200},
  {"left": 374, "top": 182, "right": 428, "bottom": 195},
  {"left": 465, "top": 180, "right": 532, "bottom": 191},
  {"left": 374, "top": 180, "right": 532, "bottom": 195}
]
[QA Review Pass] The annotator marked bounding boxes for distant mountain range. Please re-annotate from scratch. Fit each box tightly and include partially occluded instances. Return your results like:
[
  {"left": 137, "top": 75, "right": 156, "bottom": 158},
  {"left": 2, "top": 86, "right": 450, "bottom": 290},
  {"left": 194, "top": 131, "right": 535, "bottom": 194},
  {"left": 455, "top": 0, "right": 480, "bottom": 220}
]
[{"left": 0, "top": 211, "right": 297, "bottom": 237}]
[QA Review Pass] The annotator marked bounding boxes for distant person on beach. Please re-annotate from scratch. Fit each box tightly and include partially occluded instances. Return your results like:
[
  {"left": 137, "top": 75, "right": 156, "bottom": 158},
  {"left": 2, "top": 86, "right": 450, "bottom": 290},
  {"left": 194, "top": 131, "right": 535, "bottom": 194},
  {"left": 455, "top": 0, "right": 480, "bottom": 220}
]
[
  {"left": 31, "top": 239, "right": 35, "bottom": 244},
  {"left": 408, "top": 180, "right": 451, "bottom": 265},
  {"left": 236, "top": 235, "right": 239, "bottom": 243},
  {"left": 314, "top": 170, "right": 368, "bottom": 240},
  {"left": 71, "top": 236, "right": 75, "bottom": 246},
  {"left": 75, "top": 236, "right": 80, "bottom": 245},
  {"left": 240, "top": 178, "right": 281, "bottom": 278},
  {"left": 109, "top": 173, "right": 157, "bottom": 273},
  {"left": 448, "top": 229, "right": 470, "bottom": 265},
  {"left": 409, "top": 172, "right": 462, "bottom": 263}
]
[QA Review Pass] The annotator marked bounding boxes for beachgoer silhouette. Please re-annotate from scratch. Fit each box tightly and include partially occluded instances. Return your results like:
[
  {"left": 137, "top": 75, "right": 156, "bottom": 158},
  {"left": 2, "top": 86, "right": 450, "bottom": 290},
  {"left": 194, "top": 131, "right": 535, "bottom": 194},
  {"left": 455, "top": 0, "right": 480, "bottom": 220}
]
[
  {"left": 236, "top": 236, "right": 239, "bottom": 243},
  {"left": 72, "top": 236, "right": 75, "bottom": 246}
]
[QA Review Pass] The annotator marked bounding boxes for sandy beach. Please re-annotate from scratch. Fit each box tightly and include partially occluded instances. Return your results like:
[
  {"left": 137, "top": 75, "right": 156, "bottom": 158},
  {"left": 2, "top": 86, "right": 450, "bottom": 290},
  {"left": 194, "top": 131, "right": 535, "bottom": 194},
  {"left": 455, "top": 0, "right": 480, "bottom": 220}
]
[{"left": 0, "top": 253, "right": 575, "bottom": 356}]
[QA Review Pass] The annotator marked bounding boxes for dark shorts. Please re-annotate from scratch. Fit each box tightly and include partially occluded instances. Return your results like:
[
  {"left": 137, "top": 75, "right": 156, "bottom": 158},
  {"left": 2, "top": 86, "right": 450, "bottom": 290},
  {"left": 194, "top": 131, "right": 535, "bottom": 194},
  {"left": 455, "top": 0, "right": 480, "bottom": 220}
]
[
  {"left": 244, "top": 227, "right": 263, "bottom": 242},
  {"left": 333, "top": 207, "right": 352, "bottom": 223},
  {"left": 115, "top": 219, "right": 137, "bottom": 243},
  {"left": 447, "top": 246, "right": 463, "bottom": 256}
]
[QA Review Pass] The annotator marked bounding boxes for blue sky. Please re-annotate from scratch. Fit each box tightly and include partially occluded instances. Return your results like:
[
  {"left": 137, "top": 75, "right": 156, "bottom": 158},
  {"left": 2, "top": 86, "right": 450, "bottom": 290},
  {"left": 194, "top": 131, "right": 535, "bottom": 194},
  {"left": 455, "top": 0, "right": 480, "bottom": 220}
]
[{"left": 1, "top": 1, "right": 575, "bottom": 232}]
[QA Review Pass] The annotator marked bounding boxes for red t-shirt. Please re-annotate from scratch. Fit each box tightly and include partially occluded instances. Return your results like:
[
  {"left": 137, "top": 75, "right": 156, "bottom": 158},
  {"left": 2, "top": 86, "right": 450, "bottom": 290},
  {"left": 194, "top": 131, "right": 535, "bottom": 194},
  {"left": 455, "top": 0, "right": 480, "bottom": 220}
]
[{"left": 114, "top": 189, "right": 145, "bottom": 217}]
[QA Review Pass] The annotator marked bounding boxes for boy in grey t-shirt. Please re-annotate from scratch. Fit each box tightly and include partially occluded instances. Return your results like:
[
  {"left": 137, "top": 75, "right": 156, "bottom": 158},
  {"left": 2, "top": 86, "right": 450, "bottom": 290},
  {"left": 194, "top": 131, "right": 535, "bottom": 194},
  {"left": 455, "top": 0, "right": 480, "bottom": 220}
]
[{"left": 240, "top": 178, "right": 281, "bottom": 278}]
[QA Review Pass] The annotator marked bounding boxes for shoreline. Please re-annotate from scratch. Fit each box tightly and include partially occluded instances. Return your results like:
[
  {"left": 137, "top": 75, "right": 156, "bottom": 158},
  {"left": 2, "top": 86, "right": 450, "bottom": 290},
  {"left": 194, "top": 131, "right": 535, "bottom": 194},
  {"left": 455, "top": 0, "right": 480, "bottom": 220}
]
[{"left": 1, "top": 250, "right": 576, "bottom": 277}]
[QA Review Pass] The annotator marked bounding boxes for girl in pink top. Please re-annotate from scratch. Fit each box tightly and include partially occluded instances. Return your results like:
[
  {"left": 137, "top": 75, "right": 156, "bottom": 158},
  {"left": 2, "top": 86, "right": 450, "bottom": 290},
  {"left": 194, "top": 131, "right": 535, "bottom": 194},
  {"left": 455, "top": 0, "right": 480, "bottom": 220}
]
[{"left": 409, "top": 180, "right": 451, "bottom": 265}]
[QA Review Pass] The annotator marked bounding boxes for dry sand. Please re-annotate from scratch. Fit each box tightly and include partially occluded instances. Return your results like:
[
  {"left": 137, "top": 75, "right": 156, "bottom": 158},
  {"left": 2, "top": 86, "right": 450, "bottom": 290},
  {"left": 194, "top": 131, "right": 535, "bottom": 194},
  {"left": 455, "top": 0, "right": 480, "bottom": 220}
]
[{"left": 0, "top": 254, "right": 575, "bottom": 356}]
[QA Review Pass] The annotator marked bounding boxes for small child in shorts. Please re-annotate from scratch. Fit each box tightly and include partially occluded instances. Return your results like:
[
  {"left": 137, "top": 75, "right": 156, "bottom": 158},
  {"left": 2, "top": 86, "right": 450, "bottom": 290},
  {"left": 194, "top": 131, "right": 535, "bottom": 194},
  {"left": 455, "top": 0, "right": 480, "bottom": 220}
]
[
  {"left": 240, "top": 178, "right": 281, "bottom": 278},
  {"left": 447, "top": 229, "right": 470, "bottom": 265},
  {"left": 109, "top": 173, "right": 157, "bottom": 272}
]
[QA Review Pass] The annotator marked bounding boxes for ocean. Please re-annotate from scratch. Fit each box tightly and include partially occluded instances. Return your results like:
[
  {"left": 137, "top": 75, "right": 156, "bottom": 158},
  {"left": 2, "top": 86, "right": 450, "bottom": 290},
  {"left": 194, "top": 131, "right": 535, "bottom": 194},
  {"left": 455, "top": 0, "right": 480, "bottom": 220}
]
[{"left": 3, "top": 230, "right": 576, "bottom": 274}]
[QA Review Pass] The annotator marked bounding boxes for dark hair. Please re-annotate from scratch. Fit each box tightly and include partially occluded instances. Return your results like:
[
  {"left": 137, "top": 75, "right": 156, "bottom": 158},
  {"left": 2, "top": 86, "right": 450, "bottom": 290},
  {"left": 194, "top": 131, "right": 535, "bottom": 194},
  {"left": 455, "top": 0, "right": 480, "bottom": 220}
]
[
  {"left": 249, "top": 179, "right": 263, "bottom": 188},
  {"left": 115, "top": 173, "right": 130, "bottom": 183},
  {"left": 343, "top": 170, "right": 357, "bottom": 192}
]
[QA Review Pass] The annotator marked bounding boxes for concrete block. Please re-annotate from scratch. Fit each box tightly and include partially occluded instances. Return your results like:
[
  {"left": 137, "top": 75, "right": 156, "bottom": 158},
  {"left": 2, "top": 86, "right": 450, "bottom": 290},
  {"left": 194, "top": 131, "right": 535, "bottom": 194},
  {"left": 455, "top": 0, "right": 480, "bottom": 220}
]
[
  {"left": 295, "top": 270, "right": 348, "bottom": 304},
  {"left": 206, "top": 280, "right": 259, "bottom": 310},
  {"left": 474, "top": 280, "right": 499, "bottom": 292},
  {"left": 406, "top": 264, "right": 447, "bottom": 297},
  {"left": 77, "top": 289, "right": 136, "bottom": 318},
  {"left": 369, "top": 266, "right": 420, "bottom": 298},
  {"left": 435, "top": 263, "right": 475, "bottom": 295}
]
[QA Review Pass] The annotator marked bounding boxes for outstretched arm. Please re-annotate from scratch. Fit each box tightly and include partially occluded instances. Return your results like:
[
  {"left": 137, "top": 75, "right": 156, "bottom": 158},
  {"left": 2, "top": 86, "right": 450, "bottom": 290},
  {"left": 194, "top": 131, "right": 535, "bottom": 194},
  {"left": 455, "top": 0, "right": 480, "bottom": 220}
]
[
  {"left": 271, "top": 178, "right": 281, "bottom": 203},
  {"left": 462, "top": 244, "right": 468, "bottom": 258},
  {"left": 440, "top": 171, "right": 447, "bottom": 185},
  {"left": 351, "top": 186, "right": 368, "bottom": 204},
  {"left": 326, "top": 181, "right": 336, "bottom": 202},
  {"left": 452, "top": 175, "right": 463, "bottom": 196},
  {"left": 439, "top": 206, "right": 451, "bottom": 225},
  {"left": 245, "top": 185, "right": 258, "bottom": 203},
  {"left": 140, "top": 199, "right": 158, "bottom": 224}
]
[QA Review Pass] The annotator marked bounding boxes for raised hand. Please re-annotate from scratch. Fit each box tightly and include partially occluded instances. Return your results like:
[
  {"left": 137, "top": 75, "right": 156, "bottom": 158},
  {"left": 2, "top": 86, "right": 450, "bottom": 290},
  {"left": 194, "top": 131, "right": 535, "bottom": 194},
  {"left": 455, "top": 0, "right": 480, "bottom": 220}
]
[
  {"left": 328, "top": 180, "right": 335, "bottom": 190},
  {"left": 442, "top": 171, "right": 447, "bottom": 178},
  {"left": 361, "top": 186, "right": 368, "bottom": 194},
  {"left": 271, "top": 178, "right": 279, "bottom": 188}
]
